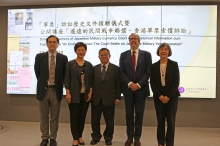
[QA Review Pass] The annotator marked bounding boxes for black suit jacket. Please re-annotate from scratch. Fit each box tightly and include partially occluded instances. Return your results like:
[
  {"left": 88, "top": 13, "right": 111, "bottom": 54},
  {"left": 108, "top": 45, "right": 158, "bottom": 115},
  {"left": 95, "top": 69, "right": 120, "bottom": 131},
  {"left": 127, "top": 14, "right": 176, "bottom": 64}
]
[
  {"left": 34, "top": 52, "right": 68, "bottom": 101},
  {"left": 150, "top": 59, "right": 180, "bottom": 99},
  {"left": 91, "top": 63, "right": 121, "bottom": 106},
  {"left": 119, "top": 49, "right": 152, "bottom": 97}
]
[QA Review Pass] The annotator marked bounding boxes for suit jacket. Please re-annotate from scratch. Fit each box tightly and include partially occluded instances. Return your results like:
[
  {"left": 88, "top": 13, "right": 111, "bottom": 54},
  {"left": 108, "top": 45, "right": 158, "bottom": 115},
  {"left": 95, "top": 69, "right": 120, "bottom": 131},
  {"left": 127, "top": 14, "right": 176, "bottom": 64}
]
[
  {"left": 119, "top": 49, "right": 152, "bottom": 97},
  {"left": 150, "top": 59, "right": 180, "bottom": 99},
  {"left": 64, "top": 60, "right": 93, "bottom": 103},
  {"left": 34, "top": 51, "right": 68, "bottom": 101},
  {"left": 92, "top": 63, "right": 121, "bottom": 106}
]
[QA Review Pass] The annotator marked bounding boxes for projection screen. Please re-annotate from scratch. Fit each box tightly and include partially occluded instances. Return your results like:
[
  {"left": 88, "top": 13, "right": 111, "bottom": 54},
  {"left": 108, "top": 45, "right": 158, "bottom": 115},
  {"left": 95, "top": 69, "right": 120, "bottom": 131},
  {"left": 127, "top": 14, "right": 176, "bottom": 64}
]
[{"left": 7, "top": 5, "right": 217, "bottom": 98}]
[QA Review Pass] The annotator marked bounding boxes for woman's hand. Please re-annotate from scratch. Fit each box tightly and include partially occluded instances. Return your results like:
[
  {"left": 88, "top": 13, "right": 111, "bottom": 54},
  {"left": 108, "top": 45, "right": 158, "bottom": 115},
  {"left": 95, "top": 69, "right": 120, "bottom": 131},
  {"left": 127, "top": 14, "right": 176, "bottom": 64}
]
[
  {"left": 66, "top": 93, "right": 71, "bottom": 103},
  {"left": 86, "top": 91, "right": 92, "bottom": 102},
  {"left": 159, "top": 95, "right": 165, "bottom": 103},
  {"left": 163, "top": 96, "right": 170, "bottom": 103},
  {"left": 66, "top": 89, "right": 71, "bottom": 103},
  {"left": 159, "top": 95, "right": 170, "bottom": 104}
]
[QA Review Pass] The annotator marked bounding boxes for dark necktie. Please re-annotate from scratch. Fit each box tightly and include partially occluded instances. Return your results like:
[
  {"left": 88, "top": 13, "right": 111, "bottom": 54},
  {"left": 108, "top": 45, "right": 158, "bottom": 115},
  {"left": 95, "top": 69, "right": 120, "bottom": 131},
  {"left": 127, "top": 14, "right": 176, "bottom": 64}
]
[
  {"left": 132, "top": 51, "right": 136, "bottom": 79},
  {"left": 49, "top": 54, "right": 55, "bottom": 84},
  {"left": 102, "top": 65, "right": 106, "bottom": 80}
]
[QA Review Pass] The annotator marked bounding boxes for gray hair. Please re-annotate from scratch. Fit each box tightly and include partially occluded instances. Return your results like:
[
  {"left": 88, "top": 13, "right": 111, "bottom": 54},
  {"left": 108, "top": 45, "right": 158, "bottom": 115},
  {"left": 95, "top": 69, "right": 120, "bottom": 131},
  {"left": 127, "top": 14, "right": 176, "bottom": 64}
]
[
  {"left": 128, "top": 33, "right": 140, "bottom": 42},
  {"left": 156, "top": 43, "right": 172, "bottom": 56}
]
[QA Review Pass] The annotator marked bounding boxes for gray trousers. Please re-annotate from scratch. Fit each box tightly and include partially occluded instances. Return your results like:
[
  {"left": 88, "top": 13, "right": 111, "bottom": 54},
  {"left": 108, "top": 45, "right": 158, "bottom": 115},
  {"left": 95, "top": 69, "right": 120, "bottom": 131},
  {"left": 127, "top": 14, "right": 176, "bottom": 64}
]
[{"left": 39, "top": 88, "right": 61, "bottom": 140}]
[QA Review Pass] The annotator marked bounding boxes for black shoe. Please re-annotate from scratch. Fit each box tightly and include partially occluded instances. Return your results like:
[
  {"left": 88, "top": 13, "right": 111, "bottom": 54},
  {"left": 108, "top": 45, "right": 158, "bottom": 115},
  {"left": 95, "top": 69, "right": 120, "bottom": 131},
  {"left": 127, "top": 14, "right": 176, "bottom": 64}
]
[
  {"left": 72, "top": 140, "right": 78, "bottom": 146},
  {"left": 40, "top": 139, "right": 48, "bottom": 146},
  {"left": 90, "top": 139, "right": 100, "bottom": 145},
  {"left": 50, "top": 139, "right": 57, "bottom": 146},
  {"left": 105, "top": 140, "right": 112, "bottom": 145},
  {"left": 125, "top": 139, "right": 133, "bottom": 146},
  {"left": 78, "top": 140, "right": 85, "bottom": 145},
  {"left": 134, "top": 139, "right": 141, "bottom": 146}
]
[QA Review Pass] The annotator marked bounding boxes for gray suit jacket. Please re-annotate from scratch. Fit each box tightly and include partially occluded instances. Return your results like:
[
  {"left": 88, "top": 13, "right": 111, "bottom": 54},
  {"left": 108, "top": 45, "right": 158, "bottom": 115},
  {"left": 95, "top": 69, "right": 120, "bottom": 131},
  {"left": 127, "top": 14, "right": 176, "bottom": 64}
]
[
  {"left": 64, "top": 59, "right": 93, "bottom": 103},
  {"left": 91, "top": 63, "right": 121, "bottom": 106}
]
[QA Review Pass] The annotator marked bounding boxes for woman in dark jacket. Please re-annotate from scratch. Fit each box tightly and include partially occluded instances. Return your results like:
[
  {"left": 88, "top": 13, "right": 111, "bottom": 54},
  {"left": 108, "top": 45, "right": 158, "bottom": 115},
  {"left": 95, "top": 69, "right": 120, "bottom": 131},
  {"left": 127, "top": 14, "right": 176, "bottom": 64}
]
[
  {"left": 150, "top": 43, "right": 180, "bottom": 146},
  {"left": 65, "top": 42, "right": 93, "bottom": 146}
]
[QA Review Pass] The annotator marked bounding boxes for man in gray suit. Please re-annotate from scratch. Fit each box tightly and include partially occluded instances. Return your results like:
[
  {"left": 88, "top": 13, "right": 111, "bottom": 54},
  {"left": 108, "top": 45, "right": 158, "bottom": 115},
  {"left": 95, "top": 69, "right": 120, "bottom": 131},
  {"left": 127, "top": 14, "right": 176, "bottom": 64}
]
[
  {"left": 34, "top": 35, "right": 68, "bottom": 146},
  {"left": 90, "top": 48, "right": 121, "bottom": 146}
]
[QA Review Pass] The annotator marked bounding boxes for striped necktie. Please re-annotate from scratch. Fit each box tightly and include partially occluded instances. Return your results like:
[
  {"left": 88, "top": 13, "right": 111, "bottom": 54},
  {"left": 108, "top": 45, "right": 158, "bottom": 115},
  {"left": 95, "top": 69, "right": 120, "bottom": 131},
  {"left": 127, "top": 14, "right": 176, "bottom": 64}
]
[{"left": 49, "top": 54, "right": 55, "bottom": 84}]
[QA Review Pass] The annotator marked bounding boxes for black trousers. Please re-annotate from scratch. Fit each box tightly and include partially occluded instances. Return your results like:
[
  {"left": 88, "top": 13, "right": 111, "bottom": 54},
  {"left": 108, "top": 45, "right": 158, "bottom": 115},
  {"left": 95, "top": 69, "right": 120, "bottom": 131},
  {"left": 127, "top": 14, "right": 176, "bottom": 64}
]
[
  {"left": 91, "top": 100, "right": 115, "bottom": 141},
  {"left": 124, "top": 93, "right": 146, "bottom": 140},
  {"left": 68, "top": 93, "right": 89, "bottom": 140},
  {"left": 154, "top": 97, "right": 178, "bottom": 146}
]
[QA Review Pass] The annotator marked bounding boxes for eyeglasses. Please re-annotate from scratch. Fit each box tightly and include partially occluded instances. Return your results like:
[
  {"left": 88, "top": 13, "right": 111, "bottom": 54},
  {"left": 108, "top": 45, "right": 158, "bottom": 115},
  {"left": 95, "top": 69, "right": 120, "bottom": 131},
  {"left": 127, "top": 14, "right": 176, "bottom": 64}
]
[
  {"left": 48, "top": 41, "right": 58, "bottom": 44},
  {"left": 99, "top": 54, "right": 109, "bottom": 57},
  {"left": 129, "top": 38, "right": 138, "bottom": 41}
]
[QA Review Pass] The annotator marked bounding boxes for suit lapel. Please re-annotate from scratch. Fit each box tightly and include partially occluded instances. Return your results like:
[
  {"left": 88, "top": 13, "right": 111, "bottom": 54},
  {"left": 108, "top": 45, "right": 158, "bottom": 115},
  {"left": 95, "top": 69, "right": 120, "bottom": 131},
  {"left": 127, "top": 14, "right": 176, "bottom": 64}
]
[
  {"left": 165, "top": 59, "right": 171, "bottom": 80},
  {"left": 97, "top": 64, "right": 102, "bottom": 80},
  {"left": 55, "top": 53, "right": 61, "bottom": 73},
  {"left": 136, "top": 49, "right": 143, "bottom": 72},
  {"left": 155, "top": 60, "right": 161, "bottom": 81},
  {"left": 44, "top": 52, "right": 49, "bottom": 74},
  {"left": 127, "top": 51, "right": 133, "bottom": 71},
  {"left": 103, "top": 63, "right": 112, "bottom": 81},
  {"left": 76, "top": 60, "right": 82, "bottom": 81}
]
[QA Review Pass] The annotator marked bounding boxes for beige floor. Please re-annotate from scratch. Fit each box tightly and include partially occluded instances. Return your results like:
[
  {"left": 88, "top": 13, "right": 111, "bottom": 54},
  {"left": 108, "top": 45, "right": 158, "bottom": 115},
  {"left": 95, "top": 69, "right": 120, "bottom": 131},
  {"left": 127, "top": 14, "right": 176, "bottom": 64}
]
[{"left": 0, "top": 121, "right": 219, "bottom": 146}]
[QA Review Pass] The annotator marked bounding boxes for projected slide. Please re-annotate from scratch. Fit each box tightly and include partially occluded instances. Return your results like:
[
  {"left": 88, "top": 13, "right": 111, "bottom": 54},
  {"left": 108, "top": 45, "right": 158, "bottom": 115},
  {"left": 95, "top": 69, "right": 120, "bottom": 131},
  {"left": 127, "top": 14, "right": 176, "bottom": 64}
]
[{"left": 7, "top": 5, "right": 217, "bottom": 98}]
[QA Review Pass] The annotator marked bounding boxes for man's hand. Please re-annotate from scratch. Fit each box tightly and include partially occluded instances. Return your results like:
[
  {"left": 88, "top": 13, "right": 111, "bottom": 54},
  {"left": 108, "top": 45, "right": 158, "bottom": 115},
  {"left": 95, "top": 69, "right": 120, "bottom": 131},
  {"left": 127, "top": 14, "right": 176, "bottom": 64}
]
[
  {"left": 130, "top": 83, "right": 139, "bottom": 91},
  {"left": 115, "top": 100, "right": 119, "bottom": 105}
]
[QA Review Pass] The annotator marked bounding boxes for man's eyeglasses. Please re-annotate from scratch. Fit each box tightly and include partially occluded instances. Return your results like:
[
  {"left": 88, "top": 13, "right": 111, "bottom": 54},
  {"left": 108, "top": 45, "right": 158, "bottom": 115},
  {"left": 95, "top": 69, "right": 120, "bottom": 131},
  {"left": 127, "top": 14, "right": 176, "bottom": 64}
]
[
  {"left": 99, "top": 54, "right": 109, "bottom": 57},
  {"left": 48, "top": 41, "right": 58, "bottom": 44}
]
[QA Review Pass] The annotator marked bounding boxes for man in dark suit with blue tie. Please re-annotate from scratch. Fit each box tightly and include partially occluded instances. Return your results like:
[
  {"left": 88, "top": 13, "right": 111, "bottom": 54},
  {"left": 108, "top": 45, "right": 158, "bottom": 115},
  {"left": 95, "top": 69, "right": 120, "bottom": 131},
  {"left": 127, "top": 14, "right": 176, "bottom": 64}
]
[
  {"left": 90, "top": 48, "right": 121, "bottom": 146},
  {"left": 119, "top": 33, "right": 152, "bottom": 146},
  {"left": 34, "top": 35, "right": 68, "bottom": 146}
]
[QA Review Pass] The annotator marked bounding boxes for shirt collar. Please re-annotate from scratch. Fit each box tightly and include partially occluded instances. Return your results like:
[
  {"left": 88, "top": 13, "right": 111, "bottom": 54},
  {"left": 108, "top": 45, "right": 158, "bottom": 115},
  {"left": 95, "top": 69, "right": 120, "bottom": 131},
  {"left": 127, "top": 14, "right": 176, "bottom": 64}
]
[
  {"left": 48, "top": 51, "right": 57, "bottom": 57},
  {"left": 101, "top": 62, "right": 109, "bottom": 68},
  {"left": 130, "top": 48, "right": 139, "bottom": 54}
]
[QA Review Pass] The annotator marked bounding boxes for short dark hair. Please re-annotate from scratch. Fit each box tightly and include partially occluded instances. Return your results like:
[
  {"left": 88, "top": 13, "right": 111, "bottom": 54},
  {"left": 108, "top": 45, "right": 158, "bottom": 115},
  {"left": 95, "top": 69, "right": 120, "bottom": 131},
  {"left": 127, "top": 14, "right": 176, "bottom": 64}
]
[
  {"left": 46, "top": 35, "right": 59, "bottom": 44},
  {"left": 74, "top": 42, "right": 87, "bottom": 52},
  {"left": 156, "top": 43, "right": 172, "bottom": 56},
  {"left": 98, "top": 48, "right": 111, "bottom": 56}
]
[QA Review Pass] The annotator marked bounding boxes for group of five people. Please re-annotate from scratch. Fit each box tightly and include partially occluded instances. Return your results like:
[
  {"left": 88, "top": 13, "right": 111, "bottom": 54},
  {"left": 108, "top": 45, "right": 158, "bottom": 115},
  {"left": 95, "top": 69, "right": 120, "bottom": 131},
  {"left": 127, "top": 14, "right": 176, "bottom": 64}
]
[{"left": 34, "top": 33, "right": 180, "bottom": 146}]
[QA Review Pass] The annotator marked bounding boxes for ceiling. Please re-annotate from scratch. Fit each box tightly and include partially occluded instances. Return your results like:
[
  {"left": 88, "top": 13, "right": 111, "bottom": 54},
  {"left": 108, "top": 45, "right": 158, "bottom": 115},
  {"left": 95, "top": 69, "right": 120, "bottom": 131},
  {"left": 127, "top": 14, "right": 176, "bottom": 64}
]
[{"left": 0, "top": 0, "right": 220, "bottom": 7}]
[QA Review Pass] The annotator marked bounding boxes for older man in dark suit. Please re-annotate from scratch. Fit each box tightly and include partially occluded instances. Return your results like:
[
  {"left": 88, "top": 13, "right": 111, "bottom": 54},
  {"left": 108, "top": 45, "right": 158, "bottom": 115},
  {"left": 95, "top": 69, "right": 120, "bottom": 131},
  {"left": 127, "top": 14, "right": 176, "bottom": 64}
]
[
  {"left": 119, "top": 33, "right": 152, "bottom": 146},
  {"left": 34, "top": 35, "right": 68, "bottom": 146},
  {"left": 90, "top": 48, "right": 121, "bottom": 146}
]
